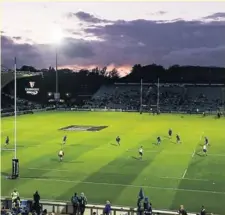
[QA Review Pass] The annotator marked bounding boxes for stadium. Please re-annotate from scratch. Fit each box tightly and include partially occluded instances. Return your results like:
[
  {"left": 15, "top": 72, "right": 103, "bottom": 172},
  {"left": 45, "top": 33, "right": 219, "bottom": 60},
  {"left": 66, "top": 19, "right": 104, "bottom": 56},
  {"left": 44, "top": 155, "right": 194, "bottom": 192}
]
[{"left": 1, "top": 63, "right": 225, "bottom": 215}]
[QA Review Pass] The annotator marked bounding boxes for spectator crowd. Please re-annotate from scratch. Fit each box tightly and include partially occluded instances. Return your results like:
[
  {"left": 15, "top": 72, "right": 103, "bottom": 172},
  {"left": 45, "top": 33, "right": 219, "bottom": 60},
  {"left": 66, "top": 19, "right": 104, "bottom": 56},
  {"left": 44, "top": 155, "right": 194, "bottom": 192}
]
[
  {"left": 1, "top": 189, "right": 209, "bottom": 215},
  {"left": 85, "top": 84, "right": 224, "bottom": 114}
]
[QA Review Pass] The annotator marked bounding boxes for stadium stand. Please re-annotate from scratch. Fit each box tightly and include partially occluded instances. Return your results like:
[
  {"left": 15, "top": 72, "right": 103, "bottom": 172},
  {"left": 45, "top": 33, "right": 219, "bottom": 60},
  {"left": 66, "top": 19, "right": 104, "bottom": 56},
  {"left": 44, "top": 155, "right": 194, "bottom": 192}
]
[{"left": 85, "top": 83, "right": 225, "bottom": 114}]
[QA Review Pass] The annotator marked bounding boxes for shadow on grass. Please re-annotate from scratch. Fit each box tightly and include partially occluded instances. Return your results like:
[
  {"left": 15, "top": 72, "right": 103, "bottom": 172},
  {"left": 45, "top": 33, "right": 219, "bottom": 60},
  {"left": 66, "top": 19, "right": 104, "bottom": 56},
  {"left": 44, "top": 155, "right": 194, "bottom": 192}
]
[
  {"left": 110, "top": 143, "right": 118, "bottom": 147},
  {"left": 17, "top": 144, "right": 40, "bottom": 148},
  {"left": 131, "top": 156, "right": 141, "bottom": 160},
  {"left": 1, "top": 172, "right": 10, "bottom": 177},
  {"left": 66, "top": 143, "right": 86, "bottom": 147},
  {"left": 50, "top": 158, "right": 84, "bottom": 163},
  {"left": 196, "top": 152, "right": 206, "bottom": 157}
]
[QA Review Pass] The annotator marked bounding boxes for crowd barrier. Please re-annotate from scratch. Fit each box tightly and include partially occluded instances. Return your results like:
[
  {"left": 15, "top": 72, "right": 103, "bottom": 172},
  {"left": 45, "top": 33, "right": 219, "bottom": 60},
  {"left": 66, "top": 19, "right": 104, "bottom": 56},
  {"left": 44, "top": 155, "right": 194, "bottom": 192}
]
[
  {"left": 1, "top": 107, "right": 222, "bottom": 117},
  {"left": 1, "top": 197, "right": 197, "bottom": 215}
]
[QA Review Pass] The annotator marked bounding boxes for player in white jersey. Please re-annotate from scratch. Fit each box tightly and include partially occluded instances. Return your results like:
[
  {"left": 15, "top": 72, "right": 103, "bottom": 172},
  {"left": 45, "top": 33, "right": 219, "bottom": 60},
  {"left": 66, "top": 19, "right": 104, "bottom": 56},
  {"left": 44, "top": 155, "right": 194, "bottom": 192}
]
[
  {"left": 139, "top": 146, "right": 143, "bottom": 159},
  {"left": 58, "top": 150, "right": 64, "bottom": 161},
  {"left": 203, "top": 145, "right": 207, "bottom": 156}
]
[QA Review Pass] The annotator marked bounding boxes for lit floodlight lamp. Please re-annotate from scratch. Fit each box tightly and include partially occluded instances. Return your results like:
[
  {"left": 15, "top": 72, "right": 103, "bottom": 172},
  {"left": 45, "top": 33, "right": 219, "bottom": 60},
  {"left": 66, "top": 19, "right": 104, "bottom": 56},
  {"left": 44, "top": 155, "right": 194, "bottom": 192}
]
[{"left": 52, "top": 26, "right": 63, "bottom": 44}]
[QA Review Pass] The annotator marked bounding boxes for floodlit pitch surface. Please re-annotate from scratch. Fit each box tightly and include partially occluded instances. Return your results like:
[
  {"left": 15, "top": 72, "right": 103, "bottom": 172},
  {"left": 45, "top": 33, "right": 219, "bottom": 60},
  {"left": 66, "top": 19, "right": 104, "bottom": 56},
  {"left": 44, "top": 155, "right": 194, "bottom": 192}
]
[{"left": 1, "top": 112, "right": 225, "bottom": 214}]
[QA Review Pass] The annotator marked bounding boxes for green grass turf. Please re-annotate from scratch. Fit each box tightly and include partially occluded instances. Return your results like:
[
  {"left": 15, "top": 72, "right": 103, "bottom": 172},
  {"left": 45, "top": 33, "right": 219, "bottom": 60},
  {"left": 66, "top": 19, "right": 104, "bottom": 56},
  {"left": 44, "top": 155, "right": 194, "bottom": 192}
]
[{"left": 1, "top": 112, "right": 225, "bottom": 214}]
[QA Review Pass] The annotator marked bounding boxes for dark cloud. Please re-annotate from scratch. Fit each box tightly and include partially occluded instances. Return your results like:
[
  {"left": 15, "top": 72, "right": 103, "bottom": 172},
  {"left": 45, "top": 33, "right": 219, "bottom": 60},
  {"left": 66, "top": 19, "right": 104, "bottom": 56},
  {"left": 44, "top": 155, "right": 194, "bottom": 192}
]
[
  {"left": 1, "top": 16, "right": 225, "bottom": 70},
  {"left": 149, "top": 11, "right": 167, "bottom": 16},
  {"left": 1, "top": 35, "right": 96, "bottom": 69},
  {"left": 61, "top": 38, "right": 95, "bottom": 58},
  {"left": 1, "top": 35, "right": 44, "bottom": 68},
  {"left": 12, "top": 36, "right": 22, "bottom": 40},
  {"left": 204, "top": 12, "right": 225, "bottom": 19},
  {"left": 67, "top": 11, "right": 108, "bottom": 23},
  {"left": 84, "top": 19, "right": 225, "bottom": 67}
]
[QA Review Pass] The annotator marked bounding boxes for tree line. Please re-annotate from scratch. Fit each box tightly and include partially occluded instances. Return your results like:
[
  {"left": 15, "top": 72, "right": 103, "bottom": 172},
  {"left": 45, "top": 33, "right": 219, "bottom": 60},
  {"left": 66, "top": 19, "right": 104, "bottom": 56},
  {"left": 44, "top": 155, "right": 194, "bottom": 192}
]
[{"left": 18, "top": 64, "right": 225, "bottom": 84}]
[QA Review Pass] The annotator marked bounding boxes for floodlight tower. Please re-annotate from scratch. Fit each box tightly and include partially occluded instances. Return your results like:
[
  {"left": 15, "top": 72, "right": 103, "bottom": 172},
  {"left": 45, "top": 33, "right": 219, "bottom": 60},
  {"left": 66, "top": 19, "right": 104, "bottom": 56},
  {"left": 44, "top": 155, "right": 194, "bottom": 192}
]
[{"left": 52, "top": 27, "right": 63, "bottom": 106}]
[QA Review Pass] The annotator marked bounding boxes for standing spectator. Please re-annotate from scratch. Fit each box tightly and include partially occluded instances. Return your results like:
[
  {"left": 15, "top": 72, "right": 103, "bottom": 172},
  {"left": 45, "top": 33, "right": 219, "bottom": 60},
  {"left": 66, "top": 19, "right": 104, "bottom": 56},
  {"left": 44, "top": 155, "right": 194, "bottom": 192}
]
[
  {"left": 71, "top": 193, "right": 79, "bottom": 215},
  {"left": 33, "top": 191, "right": 41, "bottom": 215},
  {"left": 143, "top": 197, "right": 152, "bottom": 215},
  {"left": 200, "top": 206, "right": 206, "bottom": 215},
  {"left": 11, "top": 189, "right": 19, "bottom": 205},
  {"left": 79, "top": 192, "right": 87, "bottom": 215},
  {"left": 33, "top": 191, "right": 40, "bottom": 204},
  {"left": 137, "top": 198, "right": 143, "bottom": 215},
  {"left": 103, "top": 200, "right": 111, "bottom": 215},
  {"left": 178, "top": 205, "right": 187, "bottom": 215}
]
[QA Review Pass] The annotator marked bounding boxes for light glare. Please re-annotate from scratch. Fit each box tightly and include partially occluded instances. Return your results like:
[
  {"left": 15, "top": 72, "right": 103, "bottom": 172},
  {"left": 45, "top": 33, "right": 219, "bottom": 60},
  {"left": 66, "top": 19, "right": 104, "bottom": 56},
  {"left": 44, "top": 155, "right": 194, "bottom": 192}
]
[{"left": 52, "top": 26, "right": 63, "bottom": 44}]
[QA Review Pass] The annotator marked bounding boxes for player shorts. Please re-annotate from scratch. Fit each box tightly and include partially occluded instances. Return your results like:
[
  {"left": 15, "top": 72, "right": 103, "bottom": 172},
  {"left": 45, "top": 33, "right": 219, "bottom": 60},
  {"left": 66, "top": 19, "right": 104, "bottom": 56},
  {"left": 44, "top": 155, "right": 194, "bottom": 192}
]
[
  {"left": 58, "top": 154, "right": 63, "bottom": 158},
  {"left": 139, "top": 152, "right": 143, "bottom": 156},
  {"left": 203, "top": 149, "right": 207, "bottom": 153}
]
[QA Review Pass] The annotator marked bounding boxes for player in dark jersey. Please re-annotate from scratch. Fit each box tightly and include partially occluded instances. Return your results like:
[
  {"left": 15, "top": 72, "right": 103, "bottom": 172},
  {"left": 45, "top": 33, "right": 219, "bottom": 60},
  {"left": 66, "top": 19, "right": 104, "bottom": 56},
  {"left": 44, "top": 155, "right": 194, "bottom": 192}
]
[
  {"left": 5, "top": 136, "right": 9, "bottom": 146},
  {"left": 176, "top": 134, "right": 181, "bottom": 143},
  {"left": 116, "top": 136, "right": 121, "bottom": 146},
  {"left": 63, "top": 135, "right": 67, "bottom": 145},
  {"left": 157, "top": 136, "right": 161, "bottom": 145},
  {"left": 168, "top": 129, "right": 172, "bottom": 138}
]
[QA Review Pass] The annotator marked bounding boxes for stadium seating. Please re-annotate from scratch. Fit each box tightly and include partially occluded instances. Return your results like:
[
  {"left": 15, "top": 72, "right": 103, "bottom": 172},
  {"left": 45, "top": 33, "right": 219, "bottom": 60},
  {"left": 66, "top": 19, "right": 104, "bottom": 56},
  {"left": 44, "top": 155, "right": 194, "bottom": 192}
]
[
  {"left": 1, "top": 71, "right": 40, "bottom": 89},
  {"left": 86, "top": 83, "right": 225, "bottom": 113}
]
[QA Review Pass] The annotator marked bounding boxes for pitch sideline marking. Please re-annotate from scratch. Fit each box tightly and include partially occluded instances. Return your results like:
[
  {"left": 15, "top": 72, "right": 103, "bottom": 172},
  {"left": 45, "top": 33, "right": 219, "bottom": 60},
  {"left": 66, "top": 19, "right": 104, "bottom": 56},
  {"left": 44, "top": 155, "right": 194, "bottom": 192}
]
[
  {"left": 160, "top": 176, "right": 210, "bottom": 182},
  {"left": 192, "top": 150, "right": 196, "bottom": 157},
  {"left": 15, "top": 176, "right": 225, "bottom": 195},
  {"left": 182, "top": 169, "right": 187, "bottom": 179}
]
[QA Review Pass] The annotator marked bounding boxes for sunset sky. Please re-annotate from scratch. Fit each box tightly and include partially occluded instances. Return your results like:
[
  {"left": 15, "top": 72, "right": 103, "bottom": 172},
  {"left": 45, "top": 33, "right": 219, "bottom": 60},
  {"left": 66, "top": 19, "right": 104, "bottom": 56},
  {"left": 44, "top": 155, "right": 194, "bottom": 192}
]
[{"left": 1, "top": 1, "right": 225, "bottom": 74}]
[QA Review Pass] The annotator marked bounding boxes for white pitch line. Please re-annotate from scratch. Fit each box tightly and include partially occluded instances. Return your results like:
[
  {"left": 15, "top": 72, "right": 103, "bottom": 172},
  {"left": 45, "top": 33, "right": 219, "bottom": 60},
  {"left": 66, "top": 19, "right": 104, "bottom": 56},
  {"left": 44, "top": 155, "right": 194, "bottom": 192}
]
[
  {"left": 127, "top": 149, "right": 225, "bottom": 157},
  {"left": 160, "top": 176, "right": 210, "bottom": 182},
  {"left": 182, "top": 169, "right": 187, "bottom": 179},
  {"left": 192, "top": 150, "right": 196, "bottom": 158},
  {"left": 28, "top": 167, "right": 70, "bottom": 172},
  {"left": 16, "top": 176, "right": 225, "bottom": 195}
]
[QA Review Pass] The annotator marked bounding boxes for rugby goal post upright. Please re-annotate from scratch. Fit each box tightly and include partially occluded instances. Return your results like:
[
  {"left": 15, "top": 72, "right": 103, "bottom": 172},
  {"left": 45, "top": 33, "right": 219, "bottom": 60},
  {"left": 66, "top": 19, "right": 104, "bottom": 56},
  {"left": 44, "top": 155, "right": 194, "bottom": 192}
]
[
  {"left": 139, "top": 79, "right": 143, "bottom": 114},
  {"left": 156, "top": 78, "right": 160, "bottom": 113},
  {"left": 223, "top": 87, "right": 225, "bottom": 115},
  {"left": 12, "top": 57, "right": 19, "bottom": 179}
]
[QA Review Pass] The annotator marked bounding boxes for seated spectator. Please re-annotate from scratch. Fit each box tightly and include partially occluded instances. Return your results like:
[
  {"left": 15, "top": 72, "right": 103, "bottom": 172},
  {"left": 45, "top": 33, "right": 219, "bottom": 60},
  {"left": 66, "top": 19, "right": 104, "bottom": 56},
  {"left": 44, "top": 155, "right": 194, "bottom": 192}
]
[
  {"left": 42, "top": 209, "right": 47, "bottom": 215},
  {"left": 1, "top": 206, "right": 7, "bottom": 215}
]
